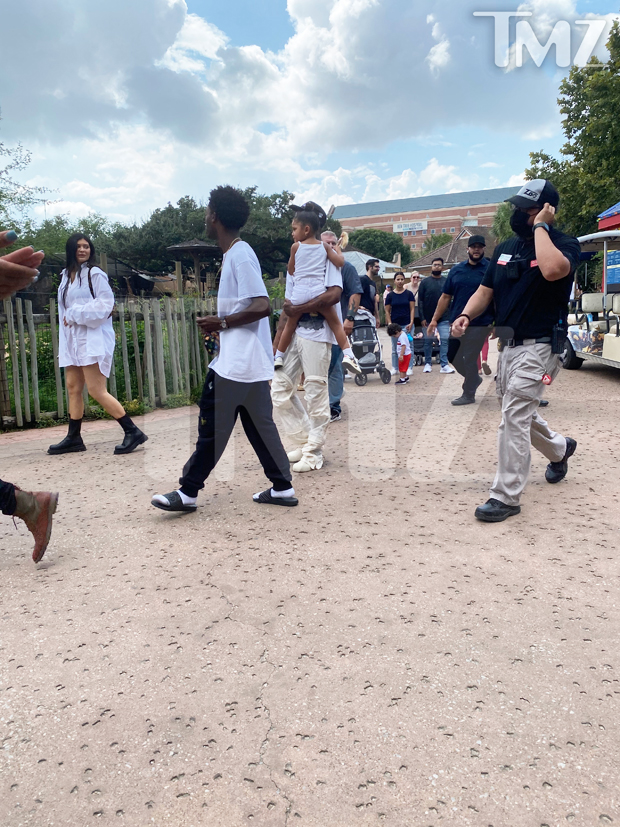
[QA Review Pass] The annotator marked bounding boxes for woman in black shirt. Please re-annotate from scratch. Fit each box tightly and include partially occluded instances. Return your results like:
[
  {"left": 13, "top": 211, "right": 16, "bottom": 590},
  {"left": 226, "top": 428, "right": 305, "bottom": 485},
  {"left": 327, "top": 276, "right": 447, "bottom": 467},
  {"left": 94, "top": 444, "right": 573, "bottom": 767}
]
[{"left": 384, "top": 272, "right": 415, "bottom": 374}]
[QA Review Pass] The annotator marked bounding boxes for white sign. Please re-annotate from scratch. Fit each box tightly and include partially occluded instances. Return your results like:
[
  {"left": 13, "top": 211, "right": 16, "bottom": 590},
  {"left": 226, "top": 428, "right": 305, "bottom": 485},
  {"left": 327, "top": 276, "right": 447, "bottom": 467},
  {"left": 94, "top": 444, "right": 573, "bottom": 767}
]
[{"left": 393, "top": 220, "right": 427, "bottom": 233}]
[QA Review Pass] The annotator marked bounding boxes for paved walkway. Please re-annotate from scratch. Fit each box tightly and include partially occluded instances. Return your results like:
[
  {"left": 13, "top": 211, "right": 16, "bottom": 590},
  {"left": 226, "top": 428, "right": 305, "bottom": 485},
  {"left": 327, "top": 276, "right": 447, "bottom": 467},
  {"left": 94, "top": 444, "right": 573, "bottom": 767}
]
[{"left": 1, "top": 351, "right": 620, "bottom": 826}]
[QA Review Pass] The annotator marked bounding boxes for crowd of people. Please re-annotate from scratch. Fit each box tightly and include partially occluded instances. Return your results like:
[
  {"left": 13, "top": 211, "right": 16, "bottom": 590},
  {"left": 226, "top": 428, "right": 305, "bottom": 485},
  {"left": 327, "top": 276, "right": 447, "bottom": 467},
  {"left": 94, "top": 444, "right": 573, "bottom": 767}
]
[{"left": 1, "top": 178, "right": 581, "bottom": 563}]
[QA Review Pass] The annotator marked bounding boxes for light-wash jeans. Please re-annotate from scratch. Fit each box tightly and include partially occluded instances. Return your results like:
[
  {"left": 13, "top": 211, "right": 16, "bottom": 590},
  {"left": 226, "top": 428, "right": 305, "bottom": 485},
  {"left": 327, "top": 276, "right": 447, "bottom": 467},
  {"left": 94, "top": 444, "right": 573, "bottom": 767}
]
[
  {"left": 271, "top": 334, "right": 332, "bottom": 469},
  {"left": 424, "top": 320, "right": 450, "bottom": 367},
  {"left": 390, "top": 335, "right": 399, "bottom": 372}
]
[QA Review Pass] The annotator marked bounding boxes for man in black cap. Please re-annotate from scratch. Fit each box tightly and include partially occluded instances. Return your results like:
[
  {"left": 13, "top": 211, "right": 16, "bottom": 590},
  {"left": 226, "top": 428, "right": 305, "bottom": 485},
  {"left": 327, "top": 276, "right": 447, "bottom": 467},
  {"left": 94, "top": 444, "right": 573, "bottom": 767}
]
[
  {"left": 427, "top": 235, "right": 492, "bottom": 405},
  {"left": 451, "top": 180, "right": 580, "bottom": 522}
]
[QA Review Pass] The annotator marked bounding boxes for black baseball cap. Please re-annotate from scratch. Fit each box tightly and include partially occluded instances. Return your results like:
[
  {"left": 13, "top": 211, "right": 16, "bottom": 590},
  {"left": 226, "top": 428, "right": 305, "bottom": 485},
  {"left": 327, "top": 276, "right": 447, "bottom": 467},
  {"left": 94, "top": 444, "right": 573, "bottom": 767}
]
[
  {"left": 506, "top": 179, "right": 560, "bottom": 210},
  {"left": 468, "top": 234, "right": 486, "bottom": 247}
]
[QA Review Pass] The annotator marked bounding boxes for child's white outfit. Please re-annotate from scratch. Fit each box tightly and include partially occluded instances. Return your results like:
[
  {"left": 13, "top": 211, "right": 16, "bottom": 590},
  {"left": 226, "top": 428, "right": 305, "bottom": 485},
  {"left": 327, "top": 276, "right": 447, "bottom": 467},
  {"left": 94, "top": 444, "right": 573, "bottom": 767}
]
[{"left": 289, "top": 244, "right": 330, "bottom": 306}]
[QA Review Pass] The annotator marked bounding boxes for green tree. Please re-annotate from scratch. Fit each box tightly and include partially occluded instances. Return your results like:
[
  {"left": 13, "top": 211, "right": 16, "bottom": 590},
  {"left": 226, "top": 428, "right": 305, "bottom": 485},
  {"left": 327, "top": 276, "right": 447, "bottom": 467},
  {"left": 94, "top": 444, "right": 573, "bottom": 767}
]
[
  {"left": 526, "top": 22, "right": 620, "bottom": 236},
  {"left": 492, "top": 202, "right": 513, "bottom": 243},
  {"left": 348, "top": 228, "right": 413, "bottom": 266},
  {"left": 421, "top": 232, "right": 453, "bottom": 254},
  {"left": 0, "top": 139, "right": 49, "bottom": 224}
]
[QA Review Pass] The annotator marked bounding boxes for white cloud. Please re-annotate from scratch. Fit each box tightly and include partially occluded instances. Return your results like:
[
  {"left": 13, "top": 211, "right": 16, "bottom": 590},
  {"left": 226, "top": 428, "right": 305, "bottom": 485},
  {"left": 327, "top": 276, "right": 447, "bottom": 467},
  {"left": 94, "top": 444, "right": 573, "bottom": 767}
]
[
  {"left": 0, "top": 0, "right": 613, "bottom": 223},
  {"left": 480, "top": 162, "right": 502, "bottom": 168}
]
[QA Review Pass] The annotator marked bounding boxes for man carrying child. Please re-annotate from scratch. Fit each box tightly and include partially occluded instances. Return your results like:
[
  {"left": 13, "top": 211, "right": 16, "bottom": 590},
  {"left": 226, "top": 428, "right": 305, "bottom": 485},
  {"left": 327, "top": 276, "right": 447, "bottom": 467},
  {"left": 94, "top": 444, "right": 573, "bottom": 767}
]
[{"left": 272, "top": 201, "right": 348, "bottom": 473}]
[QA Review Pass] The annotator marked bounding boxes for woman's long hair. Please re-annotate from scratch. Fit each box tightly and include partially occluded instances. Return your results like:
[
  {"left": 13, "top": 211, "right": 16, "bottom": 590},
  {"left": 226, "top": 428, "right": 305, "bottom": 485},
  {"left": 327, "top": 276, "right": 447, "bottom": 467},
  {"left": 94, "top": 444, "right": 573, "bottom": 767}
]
[{"left": 62, "top": 233, "right": 96, "bottom": 306}]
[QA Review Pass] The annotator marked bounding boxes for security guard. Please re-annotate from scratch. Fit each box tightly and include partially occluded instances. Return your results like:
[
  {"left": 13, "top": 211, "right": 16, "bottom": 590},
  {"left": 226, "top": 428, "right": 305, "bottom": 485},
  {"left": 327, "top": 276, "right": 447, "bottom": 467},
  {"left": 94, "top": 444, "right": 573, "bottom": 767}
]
[
  {"left": 427, "top": 235, "right": 493, "bottom": 405},
  {"left": 451, "top": 180, "right": 581, "bottom": 522}
]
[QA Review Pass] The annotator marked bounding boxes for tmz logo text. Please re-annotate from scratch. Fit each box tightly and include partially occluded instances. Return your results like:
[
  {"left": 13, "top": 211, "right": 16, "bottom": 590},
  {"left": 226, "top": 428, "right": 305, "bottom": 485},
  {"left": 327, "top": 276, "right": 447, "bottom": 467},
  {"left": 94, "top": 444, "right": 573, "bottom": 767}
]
[{"left": 474, "top": 11, "right": 613, "bottom": 68}]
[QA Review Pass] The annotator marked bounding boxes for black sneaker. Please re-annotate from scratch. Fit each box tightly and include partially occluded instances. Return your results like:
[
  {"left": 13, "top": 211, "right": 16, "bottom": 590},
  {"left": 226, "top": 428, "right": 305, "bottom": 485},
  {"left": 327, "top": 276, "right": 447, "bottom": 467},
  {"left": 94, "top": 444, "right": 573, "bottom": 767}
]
[
  {"left": 451, "top": 395, "right": 475, "bottom": 406},
  {"left": 330, "top": 409, "right": 341, "bottom": 422},
  {"left": 545, "top": 437, "right": 577, "bottom": 484},
  {"left": 475, "top": 498, "right": 521, "bottom": 522}
]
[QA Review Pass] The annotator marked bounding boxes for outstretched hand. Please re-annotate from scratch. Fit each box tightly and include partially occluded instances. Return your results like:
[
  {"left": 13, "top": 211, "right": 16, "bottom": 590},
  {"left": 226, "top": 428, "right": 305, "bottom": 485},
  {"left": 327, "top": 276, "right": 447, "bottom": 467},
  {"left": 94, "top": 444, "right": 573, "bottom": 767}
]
[{"left": 0, "top": 231, "right": 44, "bottom": 300}]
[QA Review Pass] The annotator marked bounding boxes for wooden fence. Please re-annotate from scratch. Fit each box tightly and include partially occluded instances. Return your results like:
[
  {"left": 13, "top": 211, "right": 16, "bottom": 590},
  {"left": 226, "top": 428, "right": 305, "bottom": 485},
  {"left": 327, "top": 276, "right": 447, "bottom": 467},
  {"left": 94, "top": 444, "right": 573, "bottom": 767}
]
[{"left": 0, "top": 296, "right": 228, "bottom": 427}]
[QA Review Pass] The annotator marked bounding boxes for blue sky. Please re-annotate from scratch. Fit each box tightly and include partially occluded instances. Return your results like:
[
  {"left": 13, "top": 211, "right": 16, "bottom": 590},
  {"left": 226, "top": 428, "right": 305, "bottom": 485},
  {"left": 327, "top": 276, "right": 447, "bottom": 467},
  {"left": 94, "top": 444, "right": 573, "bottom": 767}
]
[{"left": 1, "top": 0, "right": 618, "bottom": 224}]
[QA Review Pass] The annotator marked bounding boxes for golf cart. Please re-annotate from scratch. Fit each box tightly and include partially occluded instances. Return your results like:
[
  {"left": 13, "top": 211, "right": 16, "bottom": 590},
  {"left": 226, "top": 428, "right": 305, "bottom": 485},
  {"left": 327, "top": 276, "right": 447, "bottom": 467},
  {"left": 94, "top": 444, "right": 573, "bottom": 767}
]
[{"left": 563, "top": 231, "right": 620, "bottom": 370}]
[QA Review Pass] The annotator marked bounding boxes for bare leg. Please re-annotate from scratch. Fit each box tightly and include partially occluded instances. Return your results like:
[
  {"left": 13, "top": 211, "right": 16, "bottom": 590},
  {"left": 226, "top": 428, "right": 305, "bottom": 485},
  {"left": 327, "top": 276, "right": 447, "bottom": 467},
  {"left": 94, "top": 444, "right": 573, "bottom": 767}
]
[
  {"left": 82, "top": 363, "right": 125, "bottom": 419},
  {"left": 276, "top": 315, "right": 298, "bottom": 355},
  {"left": 321, "top": 304, "right": 350, "bottom": 351},
  {"left": 65, "top": 365, "right": 86, "bottom": 419}
]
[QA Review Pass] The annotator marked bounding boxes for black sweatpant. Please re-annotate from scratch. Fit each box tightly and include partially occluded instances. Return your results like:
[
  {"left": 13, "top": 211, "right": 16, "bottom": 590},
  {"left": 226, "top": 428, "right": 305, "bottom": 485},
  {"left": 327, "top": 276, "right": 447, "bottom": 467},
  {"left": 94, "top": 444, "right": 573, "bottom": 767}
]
[
  {"left": 447, "top": 325, "right": 492, "bottom": 398},
  {"left": 179, "top": 369, "right": 292, "bottom": 498},
  {"left": 0, "top": 479, "right": 17, "bottom": 516}
]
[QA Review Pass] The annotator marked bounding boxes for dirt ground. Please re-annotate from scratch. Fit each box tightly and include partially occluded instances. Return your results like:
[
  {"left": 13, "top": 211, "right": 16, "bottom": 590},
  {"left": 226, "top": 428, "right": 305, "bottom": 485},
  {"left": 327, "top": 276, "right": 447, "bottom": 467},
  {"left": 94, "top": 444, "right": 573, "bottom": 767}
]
[{"left": 2, "top": 341, "right": 620, "bottom": 827}]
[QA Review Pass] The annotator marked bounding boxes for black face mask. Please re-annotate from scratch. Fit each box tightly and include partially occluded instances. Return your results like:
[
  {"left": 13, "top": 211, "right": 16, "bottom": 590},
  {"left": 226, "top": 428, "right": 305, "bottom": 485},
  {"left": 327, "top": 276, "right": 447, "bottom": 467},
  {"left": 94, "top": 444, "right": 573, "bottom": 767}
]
[{"left": 510, "top": 208, "right": 534, "bottom": 238}]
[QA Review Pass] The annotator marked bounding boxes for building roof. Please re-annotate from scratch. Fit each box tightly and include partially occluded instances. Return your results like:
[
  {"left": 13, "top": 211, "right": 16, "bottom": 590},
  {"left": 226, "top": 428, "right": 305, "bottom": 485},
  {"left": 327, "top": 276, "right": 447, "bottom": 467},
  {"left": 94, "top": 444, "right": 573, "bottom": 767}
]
[
  {"left": 343, "top": 251, "right": 395, "bottom": 277},
  {"left": 406, "top": 227, "right": 498, "bottom": 272},
  {"left": 599, "top": 201, "right": 620, "bottom": 220},
  {"left": 332, "top": 187, "right": 520, "bottom": 220}
]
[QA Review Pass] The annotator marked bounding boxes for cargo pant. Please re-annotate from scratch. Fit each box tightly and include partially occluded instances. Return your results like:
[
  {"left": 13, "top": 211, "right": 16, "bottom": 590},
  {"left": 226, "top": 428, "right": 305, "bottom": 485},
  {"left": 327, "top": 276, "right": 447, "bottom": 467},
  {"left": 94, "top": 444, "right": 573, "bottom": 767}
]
[
  {"left": 490, "top": 342, "right": 567, "bottom": 506},
  {"left": 271, "top": 335, "right": 332, "bottom": 470}
]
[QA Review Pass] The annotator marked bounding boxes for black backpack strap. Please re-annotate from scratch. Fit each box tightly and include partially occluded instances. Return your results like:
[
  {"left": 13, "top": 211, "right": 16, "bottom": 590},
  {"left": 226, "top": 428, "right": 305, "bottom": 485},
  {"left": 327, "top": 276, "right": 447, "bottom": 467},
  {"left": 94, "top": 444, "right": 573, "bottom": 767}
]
[{"left": 87, "top": 266, "right": 95, "bottom": 299}]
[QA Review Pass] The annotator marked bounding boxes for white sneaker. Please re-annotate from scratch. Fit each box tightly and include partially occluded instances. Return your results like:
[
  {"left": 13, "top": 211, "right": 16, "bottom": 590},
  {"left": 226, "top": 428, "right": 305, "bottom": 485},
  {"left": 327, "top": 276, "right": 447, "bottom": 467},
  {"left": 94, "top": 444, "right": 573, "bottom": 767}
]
[
  {"left": 440, "top": 365, "right": 455, "bottom": 374},
  {"left": 287, "top": 448, "right": 303, "bottom": 463},
  {"left": 423, "top": 364, "right": 432, "bottom": 373},
  {"left": 342, "top": 354, "right": 362, "bottom": 375},
  {"left": 274, "top": 356, "right": 284, "bottom": 370},
  {"left": 390, "top": 368, "right": 398, "bottom": 376},
  {"left": 406, "top": 368, "right": 413, "bottom": 376}
]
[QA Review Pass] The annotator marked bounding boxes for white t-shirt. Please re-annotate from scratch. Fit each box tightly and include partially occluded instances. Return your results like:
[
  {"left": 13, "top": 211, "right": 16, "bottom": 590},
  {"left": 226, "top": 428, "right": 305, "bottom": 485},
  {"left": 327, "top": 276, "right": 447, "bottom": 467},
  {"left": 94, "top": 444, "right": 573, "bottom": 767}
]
[
  {"left": 210, "top": 240, "right": 274, "bottom": 383},
  {"left": 397, "top": 331, "right": 411, "bottom": 356},
  {"left": 285, "top": 259, "right": 343, "bottom": 344}
]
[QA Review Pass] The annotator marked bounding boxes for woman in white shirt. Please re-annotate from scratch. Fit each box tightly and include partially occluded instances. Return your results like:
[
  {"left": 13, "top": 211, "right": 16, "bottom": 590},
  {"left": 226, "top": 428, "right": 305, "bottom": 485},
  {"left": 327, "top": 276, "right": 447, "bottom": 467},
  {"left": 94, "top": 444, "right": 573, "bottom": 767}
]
[{"left": 48, "top": 234, "right": 147, "bottom": 455}]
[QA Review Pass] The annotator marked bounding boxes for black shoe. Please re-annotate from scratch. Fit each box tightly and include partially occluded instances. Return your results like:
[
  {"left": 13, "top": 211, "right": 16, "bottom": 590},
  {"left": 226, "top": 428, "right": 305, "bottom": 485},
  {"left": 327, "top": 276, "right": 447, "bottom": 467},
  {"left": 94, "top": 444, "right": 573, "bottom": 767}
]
[
  {"left": 330, "top": 409, "right": 342, "bottom": 422},
  {"left": 451, "top": 395, "right": 475, "bottom": 406},
  {"left": 48, "top": 433, "right": 86, "bottom": 454},
  {"left": 545, "top": 437, "right": 577, "bottom": 484},
  {"left": 474, "top": 498, "right": 521, "bottom": 522},
  {"left": 114, "top": 428, "right": 148, "bottom": 455},
  {"left": 48, "top": 418, "right": 86, "bottom": 454},
  {"left": 539, "top": 399, "right": 549, "bottom": 407},
  {"left": 252, "top": 489, "right": 298, "bottom": 507},
  {"left": 395, "top": 377, "right": 409, "bottom": 385}
]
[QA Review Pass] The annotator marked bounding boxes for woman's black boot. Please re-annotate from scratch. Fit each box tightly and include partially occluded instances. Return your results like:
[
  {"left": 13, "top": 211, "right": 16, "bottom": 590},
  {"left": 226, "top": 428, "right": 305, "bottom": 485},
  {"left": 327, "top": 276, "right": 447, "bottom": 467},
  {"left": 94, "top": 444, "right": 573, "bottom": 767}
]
[
  {"left": 48, "top": 418, "right": 86, "bottom": 455},
  {"left": 114, "top": 414, "right": 148, "bottom": 455}
]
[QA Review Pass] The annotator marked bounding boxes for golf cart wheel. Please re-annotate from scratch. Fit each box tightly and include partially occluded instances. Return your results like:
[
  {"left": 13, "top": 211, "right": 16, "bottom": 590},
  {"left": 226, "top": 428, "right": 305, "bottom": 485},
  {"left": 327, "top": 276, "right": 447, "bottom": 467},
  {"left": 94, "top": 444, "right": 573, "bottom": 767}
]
[
  {"left": 562, "top": 340, "right": 584, "bottom": 370},
  {"left": 380, "top": 369, "right": 391, "bottom": 384},
  {"left": 355, "top": 372, "right": 368, "bottom": 386}
]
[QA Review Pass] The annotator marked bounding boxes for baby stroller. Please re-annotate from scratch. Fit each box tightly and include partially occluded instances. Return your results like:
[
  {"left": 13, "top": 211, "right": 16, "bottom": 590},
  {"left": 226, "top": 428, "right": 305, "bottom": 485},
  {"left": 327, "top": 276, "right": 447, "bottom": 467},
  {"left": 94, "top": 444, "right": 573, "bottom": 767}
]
[
  {"left": 349, "top": 308, "right": 391, "bottom": 386},
  {"left": 411, "top": 325, "right": 441, "bottom": 366}
]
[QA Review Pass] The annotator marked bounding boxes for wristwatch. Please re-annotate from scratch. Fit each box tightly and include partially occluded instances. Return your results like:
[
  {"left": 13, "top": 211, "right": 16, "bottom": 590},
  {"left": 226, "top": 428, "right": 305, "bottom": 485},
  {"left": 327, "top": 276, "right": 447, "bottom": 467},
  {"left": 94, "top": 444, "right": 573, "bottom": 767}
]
[
  {"left": 346, "top": 313, "right": 355, "bottom": 322},
  {"left": 533, "top": 222, "right": 550, "bottom": 233},
  {"left": 220, "top": 317, "right": 229, "bottom": 330}
]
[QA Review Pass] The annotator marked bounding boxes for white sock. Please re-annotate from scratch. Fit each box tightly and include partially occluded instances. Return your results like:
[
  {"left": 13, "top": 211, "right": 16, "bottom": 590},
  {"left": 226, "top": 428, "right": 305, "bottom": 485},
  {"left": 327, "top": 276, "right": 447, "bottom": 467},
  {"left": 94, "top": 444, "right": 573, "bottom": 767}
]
[
  {"left": 275, "top": 350, "right": 285, "bottom": 359},
  {"left": 177, "top": 489, "right": 197, "bottom": 505},
  {"left": 343, "top": 347, "right": 354, "bottom": 358},
  {"left": 271, "top": 487, "right": 295, "bottom": 498}
]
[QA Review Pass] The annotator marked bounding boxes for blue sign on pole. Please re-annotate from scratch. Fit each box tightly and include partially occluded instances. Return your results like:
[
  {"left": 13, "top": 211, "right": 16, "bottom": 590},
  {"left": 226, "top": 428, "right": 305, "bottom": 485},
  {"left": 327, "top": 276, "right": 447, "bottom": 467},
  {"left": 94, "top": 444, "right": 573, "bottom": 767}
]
[{"left": 608, "top": 249, "right": 620, "bottom": 286}]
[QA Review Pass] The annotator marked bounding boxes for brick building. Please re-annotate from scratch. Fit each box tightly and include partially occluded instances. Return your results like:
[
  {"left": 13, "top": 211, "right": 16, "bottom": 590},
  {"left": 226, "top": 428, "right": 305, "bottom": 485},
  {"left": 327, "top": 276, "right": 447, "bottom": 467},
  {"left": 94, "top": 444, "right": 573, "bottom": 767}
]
[{"left": 331, "top": 186, "right": 519, "bottom": 253}]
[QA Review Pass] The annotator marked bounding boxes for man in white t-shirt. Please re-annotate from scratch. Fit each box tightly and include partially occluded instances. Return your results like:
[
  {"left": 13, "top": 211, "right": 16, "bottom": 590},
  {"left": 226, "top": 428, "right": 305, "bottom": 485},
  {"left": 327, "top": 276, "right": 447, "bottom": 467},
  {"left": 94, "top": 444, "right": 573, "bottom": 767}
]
[
  {"left": 151, "top": 186, "right": 296, "bottom": 512},
  {"left": 272, "top": 215, "right": 343, "bottom": 472}
]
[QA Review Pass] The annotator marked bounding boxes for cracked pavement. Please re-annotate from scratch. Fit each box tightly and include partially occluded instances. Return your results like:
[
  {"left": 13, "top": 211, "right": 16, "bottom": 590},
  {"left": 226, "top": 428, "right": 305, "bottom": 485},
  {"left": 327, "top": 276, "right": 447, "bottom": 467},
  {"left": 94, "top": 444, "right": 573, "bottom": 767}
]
[{"left": 1, "top": 348, "right": 620, "bottom": 826}]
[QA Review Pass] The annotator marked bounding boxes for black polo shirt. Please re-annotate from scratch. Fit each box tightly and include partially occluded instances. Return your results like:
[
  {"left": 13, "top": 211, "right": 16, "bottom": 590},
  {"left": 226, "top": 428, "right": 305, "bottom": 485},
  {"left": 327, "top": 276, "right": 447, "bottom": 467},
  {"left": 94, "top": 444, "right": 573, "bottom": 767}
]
[
  {"left": 481, "top": 228, "right": 580, "bottom": 339},
  {"left": 443, "top": 257, "right": 493, "bottom": 326}
]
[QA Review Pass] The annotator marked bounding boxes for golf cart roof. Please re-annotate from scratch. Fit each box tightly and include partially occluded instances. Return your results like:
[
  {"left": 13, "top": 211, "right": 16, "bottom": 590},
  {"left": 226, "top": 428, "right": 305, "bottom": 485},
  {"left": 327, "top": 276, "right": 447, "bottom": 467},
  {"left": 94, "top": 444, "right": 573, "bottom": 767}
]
[{"left": 577, "top": 231, "right": 620, "bottom": 252}]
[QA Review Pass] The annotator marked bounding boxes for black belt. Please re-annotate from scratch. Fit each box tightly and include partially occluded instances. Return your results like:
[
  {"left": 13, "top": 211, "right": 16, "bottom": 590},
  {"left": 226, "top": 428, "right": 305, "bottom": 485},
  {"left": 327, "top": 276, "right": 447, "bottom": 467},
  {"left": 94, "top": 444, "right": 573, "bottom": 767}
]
[{"left": 500, "top": 336, "right": 551, "bottom": 348}]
